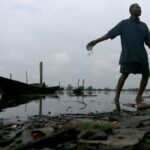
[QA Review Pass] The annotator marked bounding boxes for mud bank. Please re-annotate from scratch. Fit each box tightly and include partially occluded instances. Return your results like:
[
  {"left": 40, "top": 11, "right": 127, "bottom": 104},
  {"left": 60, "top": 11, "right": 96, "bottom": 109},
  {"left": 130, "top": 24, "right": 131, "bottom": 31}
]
[{"left": 0, "top": 109, "right": 150, "bottom": 150}]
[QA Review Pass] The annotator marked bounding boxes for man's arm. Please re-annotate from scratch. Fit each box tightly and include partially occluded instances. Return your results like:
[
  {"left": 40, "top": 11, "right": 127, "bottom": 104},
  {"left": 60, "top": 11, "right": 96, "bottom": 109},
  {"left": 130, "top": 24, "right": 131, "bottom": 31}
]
[{"left": 86, "top": 34, "right": 110, "bottom": 50}]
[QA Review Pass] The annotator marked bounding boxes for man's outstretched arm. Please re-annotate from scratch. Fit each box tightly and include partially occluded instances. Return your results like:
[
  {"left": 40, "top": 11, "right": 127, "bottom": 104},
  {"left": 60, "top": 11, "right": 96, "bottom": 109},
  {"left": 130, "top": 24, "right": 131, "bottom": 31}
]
[{"left": 86, "top": 34, "right": 110, "bottom": 50}]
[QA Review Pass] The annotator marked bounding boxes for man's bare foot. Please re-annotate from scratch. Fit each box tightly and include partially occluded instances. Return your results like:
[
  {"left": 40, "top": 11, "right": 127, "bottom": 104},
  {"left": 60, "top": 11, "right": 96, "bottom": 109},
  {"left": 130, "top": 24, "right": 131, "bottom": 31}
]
[
  {"left": 137, "top": 102, "right": 150, "bottom": 110},
  {"left": 135, "top": 97, "right": 150, "bottom": 110},
  {"left": 135, "top": 97, "right": 144, "bottom": 105}
]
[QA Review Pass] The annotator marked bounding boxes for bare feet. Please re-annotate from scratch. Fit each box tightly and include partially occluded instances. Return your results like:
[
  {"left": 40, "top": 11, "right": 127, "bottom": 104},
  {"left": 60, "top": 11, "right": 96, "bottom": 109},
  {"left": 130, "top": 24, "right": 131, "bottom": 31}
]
[
  {"left": 136, "top": 98, "right": 150, "bottom": 110},
  {"left": 135, "top": 97, "right": 144, "bottom": 104},
  {"left": 137, "top": 102, "right": 150, "bottom": 110}
]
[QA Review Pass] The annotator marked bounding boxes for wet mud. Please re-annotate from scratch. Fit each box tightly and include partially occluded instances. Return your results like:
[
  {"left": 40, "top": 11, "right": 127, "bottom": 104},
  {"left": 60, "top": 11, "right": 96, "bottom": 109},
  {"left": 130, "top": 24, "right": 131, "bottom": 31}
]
[{"left": 0, "top": 109, "right": 150, "bottom": 150}]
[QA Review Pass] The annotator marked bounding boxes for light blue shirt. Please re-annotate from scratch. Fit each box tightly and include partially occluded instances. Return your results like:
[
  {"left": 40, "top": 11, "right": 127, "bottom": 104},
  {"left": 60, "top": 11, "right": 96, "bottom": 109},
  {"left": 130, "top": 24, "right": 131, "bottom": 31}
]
[{"left": 107, "top": 17, "right": 150, "bottom": 64}]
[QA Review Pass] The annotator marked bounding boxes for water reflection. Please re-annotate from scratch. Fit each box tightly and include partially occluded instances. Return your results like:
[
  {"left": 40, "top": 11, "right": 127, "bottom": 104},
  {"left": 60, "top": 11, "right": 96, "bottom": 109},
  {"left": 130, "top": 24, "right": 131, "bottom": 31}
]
[
  {"left": 78, "top": 100, "right": 87, "bottom": 110},
  {"left": 65, "top": 91, "right": 98, "bottom": 111},
  {"left": 39, "top": 98, "right": 42, "bottom": 115},
  {"left": 66, "top": 91, "right": 98, "bottom": 98},
  {"left": 0, "top": 91, "right": 150, "bottom": 119},
  {"left": 0, "top": 94, "right": 45, "bottom": 111},
  {"left": 75, "top": 96, "right": 87, "bottom": 110}
]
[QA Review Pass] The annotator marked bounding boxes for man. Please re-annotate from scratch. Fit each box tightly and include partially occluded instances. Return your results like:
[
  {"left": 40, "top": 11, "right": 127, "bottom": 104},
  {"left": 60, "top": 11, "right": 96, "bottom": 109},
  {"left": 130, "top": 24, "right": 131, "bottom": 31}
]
[{"left": 86, "top": 3, "right": 150, "bottom": 110}]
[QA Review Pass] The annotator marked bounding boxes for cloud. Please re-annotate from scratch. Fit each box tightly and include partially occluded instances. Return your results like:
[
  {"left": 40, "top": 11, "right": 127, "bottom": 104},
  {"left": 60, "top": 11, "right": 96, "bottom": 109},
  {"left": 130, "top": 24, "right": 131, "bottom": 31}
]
[
  {"left": 92, "top": 54, "right": 119, "bottom": 76},
  {"left": 0, "top": 0, "right": 150, "bottom": 88},
  {"left": 47, "top": 52, "right": 71, "bottom": 73}
]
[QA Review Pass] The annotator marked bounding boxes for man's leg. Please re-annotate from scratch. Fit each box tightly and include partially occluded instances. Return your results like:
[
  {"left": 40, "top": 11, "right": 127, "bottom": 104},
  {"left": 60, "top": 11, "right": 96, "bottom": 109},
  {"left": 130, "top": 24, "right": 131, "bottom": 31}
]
[
  {"left": 114, "top": 73, "right": 129, "bottom": 110},
  {"left": 135, "top": 74, "right": 149, "bottom": 105}
]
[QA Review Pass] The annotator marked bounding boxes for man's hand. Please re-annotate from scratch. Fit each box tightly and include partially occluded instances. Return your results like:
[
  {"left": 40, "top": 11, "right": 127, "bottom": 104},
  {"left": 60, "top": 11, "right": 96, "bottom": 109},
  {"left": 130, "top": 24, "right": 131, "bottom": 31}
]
[
  {"left": 86, "top": 40, "right": 97, "bottom": 51},
  {"left": 86, "top": 34, "right": 109, "bottom": 51}
]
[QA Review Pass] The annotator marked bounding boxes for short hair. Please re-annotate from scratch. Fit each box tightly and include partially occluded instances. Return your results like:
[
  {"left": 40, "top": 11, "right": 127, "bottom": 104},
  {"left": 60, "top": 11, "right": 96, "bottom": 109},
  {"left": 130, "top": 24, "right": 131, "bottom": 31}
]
[{"left": 129, "top": 3, "right": 139, "bottom": 14}]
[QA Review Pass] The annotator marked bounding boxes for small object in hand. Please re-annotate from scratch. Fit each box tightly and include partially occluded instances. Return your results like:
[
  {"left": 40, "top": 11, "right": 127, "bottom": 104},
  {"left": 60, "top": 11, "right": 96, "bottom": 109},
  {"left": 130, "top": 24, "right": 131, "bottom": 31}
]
[{"left": 88, "top": 50, "right": 93, "bottom": 55}]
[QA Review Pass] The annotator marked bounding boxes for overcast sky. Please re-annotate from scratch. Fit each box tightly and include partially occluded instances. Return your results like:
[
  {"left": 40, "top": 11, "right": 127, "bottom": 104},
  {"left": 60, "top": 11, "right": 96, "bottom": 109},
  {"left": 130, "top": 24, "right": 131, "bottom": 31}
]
[{"left": 0, "top": 0, "right": 150, "bottom": 88}]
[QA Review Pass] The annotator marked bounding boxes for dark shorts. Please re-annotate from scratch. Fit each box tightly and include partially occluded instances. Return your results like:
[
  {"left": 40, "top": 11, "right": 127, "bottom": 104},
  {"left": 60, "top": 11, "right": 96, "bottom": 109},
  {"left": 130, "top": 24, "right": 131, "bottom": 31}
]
[{"left": 120, "top": 62, "right": 150, "bottom": 77}]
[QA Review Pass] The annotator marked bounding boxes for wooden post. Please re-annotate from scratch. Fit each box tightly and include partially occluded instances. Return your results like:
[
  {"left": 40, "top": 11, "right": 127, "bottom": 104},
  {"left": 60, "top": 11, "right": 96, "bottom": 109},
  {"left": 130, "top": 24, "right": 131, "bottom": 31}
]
[
  {"left": 39, "top": 62, "right": 43, "bottom": 115},
  {"left": 10, "top": 73, "right": 12, "bottom": 79},
  {"left": 40, "top": 62, "right": 43, "bottom": 85},
  {"left": 77, "top": 79, "right": 80, "bottom": 88},
  {"left": 26, "top": 71, "right": 28, "bottom": 83}
]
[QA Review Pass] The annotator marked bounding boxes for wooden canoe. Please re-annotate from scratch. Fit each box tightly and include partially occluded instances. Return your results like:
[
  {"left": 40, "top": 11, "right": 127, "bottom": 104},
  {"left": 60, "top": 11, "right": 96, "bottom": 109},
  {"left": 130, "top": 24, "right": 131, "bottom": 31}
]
[{"left": 0, "top": 76, "right": 60, "bottom": 96}]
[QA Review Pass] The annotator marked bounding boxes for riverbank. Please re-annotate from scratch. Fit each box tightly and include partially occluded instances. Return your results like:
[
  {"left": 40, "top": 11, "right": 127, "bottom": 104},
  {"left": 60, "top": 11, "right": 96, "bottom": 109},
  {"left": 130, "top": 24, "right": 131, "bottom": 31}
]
[{"left": 0, "top": 109, "right": 150, "bottom": 150}]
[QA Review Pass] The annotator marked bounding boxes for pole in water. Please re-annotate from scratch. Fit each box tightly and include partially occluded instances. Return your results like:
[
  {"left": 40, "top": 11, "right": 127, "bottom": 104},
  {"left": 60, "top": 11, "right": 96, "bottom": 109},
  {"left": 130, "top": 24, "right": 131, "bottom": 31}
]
[
  {"left": 77, "top": 79, "right": 80, "bottom": 88},
  {"left": 39, "top": 62, "right": 43, "bottom": 115},
  {"left": 10, "top": 73, "right": 12, "bottom": 79},
  {"left": 26, "top": 71, "right": 28, "bottom": 83},
  {"left": 40, "top": 61, "right": 43, "bottom": 85}
]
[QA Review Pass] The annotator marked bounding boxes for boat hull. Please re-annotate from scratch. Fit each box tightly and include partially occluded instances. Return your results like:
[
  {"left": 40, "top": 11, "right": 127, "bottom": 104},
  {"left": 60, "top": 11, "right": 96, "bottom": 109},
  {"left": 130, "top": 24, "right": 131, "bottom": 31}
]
[{"left": 0, "top": 76, "right": 59, "bottom": 96}]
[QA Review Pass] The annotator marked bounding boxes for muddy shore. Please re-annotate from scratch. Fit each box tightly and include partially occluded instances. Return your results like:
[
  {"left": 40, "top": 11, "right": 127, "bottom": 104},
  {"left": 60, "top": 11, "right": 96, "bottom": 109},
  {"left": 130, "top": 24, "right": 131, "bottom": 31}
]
[{"left": 0, "top": 109, "right": 150, "bottom": 150}]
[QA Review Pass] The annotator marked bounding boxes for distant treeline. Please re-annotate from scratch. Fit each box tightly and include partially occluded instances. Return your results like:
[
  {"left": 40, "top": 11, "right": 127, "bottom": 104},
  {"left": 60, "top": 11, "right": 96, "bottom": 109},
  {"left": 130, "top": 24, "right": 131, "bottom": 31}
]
[{"left": 61, "top": 84, "right": 150, "bottom": 91}]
